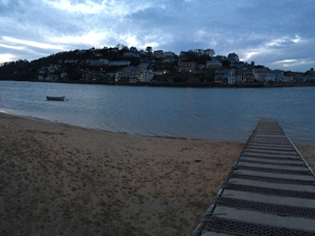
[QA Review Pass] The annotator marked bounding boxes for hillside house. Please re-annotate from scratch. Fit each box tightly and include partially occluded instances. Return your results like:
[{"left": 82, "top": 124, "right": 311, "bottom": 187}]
[
  {"left": 206, "top": 59, "right": 222, "bottom": 68},
  {"left": 123, "top": 52, "right": 140, "bottom": 58},
  {"left": 253, "top": 68, "right": 276, "bottom": 82},
  {"left": 154, "top": 50, "right": 164, "bottom": 57},
  {"left": 116, "top": 66, "right": 153, "bottom": 83},
  {"left": 109, "top": 61, "right": 131, "bottom": 66},
  {"left": 90, "top": 59, "right": 109, "bottom": 66},
  {"left": 177, "top": 60, "right": 198, "bottom": 73}
]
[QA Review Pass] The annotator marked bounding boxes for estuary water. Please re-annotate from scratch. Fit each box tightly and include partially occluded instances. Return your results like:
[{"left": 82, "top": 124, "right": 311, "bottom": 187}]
[{"left": 0, "top": 81, "right": 314, "bottom": 144}]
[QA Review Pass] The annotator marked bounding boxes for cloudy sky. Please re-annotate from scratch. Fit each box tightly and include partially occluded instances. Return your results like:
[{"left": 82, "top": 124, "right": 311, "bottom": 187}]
[{"left": 0, "top": 0, "right": 314, "bottom": 72}]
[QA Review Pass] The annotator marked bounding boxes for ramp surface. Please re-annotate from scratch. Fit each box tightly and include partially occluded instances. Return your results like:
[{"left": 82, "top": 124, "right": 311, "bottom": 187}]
[{"left": 193, "top": 118, "right": 315, "bottom": 236}]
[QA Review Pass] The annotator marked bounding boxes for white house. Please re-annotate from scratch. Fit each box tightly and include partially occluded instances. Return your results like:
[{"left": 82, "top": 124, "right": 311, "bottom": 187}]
[{"left": 228, "top": 69, "right": 236, "bottom": 84}]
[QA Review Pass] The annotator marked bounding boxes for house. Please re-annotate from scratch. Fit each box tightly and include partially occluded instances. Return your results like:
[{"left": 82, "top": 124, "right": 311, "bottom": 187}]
[
  {"left": 60, "top": 71, "right": 69, "bottom": 80},
  {"left": 198, "top": 64, "right": 206, "bottom": 70},
  {"left": 123, "top": 52, "right": 141, "bottom": 58},
  {"left": 154, "top": 50, "right": 164, "bottom": 57},
  {"left": 105, "top": 72, "right": 116, "bottom": 83},
  {"left": 214, "top": 70, "right": 226, "bottom": 83},
  {"left": 77, "top": 50, "right": 86, "bottom": 54},
  {"left": 206, "top": 59, "right": 222, "bottom": 68},
  {"left": 38, "top": 75, "right": 45, "bottom": 80},
  {"left": 164, "top": 51, "right": 175, "bottom": 57},
  {"left": 140, "top": 57, "right": 156, "bottom": 64},
  {"left": 162, "top": 58, "right": 176, "bottom": 64},
  {"left": 213, "top": 69, "right": 237, "bottom": 84},
  {"left": 109, "top": 47, "right": 119, "bottom": 52},
  {"left": 115, "top": 66, "right": 154, "bottom": 83},
  {"left": 153, "top": 71, "right": 167, "bottom": 76},
  {"left": 215, "top": 55, "right": 228, "bottom": 61},
  {"left": 90, "top": 59, "right": 109, "bottom": 66},
  {"left": 48, "top": 64, "right": 59, "bottom": 73},
  {"left": 109, "top": 60, "right": 131, "bottom": 66},
  {"left": 46, "top": 75, "right": 59, "bottom": 81},
  {"left": 38, "top": 68, "right": 47, "bottom": 75},
  {"left": 64, "top": 59, "right": 78, "bottom": 64},
  {"left": 241, "top": 71, "right": 255, "bottom": 82},
  {"left": 253, "top": 68, "right": 276, "bottom": 82},
  {"left": 80, "top": 70, "right": 98, "bottom": 81},
  {"left": 139, "top": 50, "right": 146, "bottom": 55},
  {"left": 273, "top": 70, "right": 285, "bottom": 82},
  {"left": 130, "top": 47, "right": 138, "bottom": 52},
  {"left": 177, "top": 59, "right": 198, "bottom": 73},
  {"left": 94, "top": 53, "right": 102, "bottom": 57},
  {"left": 278, "top": 76, "right": 291, "bottom": 83},
  {"left": 227, "top": 69, "right": 236, "bottom": 84}
]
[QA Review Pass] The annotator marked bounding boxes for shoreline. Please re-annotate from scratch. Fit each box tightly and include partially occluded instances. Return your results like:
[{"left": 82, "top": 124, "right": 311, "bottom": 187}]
[
  {"left": 2, "top": 79, "right": 315, "bottom": 88},
  {"left": 1, "top": 112, "right": 314, "bottom": 235},
  {"left": 0, "top": 111, "right": 229, "bottom": 142}
]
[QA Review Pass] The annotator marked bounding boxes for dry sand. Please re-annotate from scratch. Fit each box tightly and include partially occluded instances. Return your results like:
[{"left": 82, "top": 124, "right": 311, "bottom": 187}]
[{"left": 0, "top": 112, "right": 314, "bottom": 236}]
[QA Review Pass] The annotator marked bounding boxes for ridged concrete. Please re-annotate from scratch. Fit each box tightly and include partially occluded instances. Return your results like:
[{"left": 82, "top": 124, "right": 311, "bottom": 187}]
[{"left": 193, "top": 118, "right": 315, "bottom": 236}]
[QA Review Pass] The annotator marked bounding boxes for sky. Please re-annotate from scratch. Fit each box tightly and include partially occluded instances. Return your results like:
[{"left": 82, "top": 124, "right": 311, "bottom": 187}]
[{"left": 0, "top": 0, "right": 315, "bottom": 72}]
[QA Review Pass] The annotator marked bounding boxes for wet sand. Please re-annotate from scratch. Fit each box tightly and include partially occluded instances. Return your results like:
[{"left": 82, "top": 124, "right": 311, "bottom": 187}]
[{"left": 0, "top": 112, "right": 314, "bottom": 235}]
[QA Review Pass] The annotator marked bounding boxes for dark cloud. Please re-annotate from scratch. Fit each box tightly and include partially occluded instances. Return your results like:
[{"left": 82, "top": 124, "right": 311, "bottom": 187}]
[{"left": 0, "top": 0, "right": 314, "bottom": 71}]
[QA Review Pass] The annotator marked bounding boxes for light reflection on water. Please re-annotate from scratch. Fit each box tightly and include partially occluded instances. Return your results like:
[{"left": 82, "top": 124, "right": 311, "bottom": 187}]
[{"left": 0, "top": 81, "right": 314, "bottom": 144}]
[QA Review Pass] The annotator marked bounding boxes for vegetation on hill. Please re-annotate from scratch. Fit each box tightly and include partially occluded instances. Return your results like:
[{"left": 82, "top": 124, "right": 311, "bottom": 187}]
[{"left": 0, "top": 45, "right": 314, "bottom": 87}]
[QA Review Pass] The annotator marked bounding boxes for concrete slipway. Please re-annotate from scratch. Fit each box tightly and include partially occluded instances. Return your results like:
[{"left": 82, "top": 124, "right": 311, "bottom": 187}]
[{"left": 193, "top": 118, "right": 315, "bottom": 236}]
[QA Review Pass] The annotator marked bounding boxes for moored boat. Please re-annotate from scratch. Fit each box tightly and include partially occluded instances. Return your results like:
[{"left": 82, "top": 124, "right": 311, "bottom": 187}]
[{"left": 46, "top": 96, "right": 65, "bottom": 101}]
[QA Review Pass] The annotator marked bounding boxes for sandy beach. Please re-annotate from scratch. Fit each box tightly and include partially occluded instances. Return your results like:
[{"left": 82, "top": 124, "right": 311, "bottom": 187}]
[{"left": 0, "top": 112, "right": 314, "bottom": 236}]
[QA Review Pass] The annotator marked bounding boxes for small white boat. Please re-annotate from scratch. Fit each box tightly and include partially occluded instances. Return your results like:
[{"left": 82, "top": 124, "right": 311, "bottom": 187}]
[{"left": 46, "top": 96, "right": 65, "bottom": 101}]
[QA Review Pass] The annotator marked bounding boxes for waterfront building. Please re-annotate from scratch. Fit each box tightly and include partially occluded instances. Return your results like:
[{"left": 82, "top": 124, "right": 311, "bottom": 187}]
[{"left": 115, "top": 66, "right": 154, "bottom": 83}]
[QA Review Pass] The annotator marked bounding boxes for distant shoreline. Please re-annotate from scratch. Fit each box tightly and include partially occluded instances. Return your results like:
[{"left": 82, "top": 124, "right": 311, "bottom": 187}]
[{"left": 2, "top": 79, "right": 315, "bottom": 88}]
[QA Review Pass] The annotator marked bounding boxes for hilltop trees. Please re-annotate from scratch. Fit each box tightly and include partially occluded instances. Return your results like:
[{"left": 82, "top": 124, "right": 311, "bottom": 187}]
[
  {"left": 146, "top": 46, "right": 152, "bottom": 54},
  {"left": 180, "top": 48, "right": 215, "bottom": 64}
]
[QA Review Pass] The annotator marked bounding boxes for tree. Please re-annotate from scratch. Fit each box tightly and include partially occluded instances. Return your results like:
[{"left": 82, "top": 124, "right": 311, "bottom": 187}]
[
  {"left": 251, "top": 61, "right": 255, "bottom": 66},
  {"left": 205, "top": 49, "right": 215, "bottom": 57},
  {"left": 146, "top": 46, "right": 152, "bottom": 54},
  {"left": 221, "top": 60, "right": 230, "bottom": 68},
  {"left": 194, "top": 49, "right": 205, "bottom": 56},
  {"left": 130, "top": 46, "right": 137, "bottom": 51},
  {"left": 121, "top": 45, "right": 129, "bottom": 52},
  {"left": 116, "top": 44, "right": 127, "bottom": 50}
]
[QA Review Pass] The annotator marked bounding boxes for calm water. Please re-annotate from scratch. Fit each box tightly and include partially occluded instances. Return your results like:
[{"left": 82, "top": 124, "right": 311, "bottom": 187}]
[{"left": 0, "top": 81, "right": 314, "bottom": 144}]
